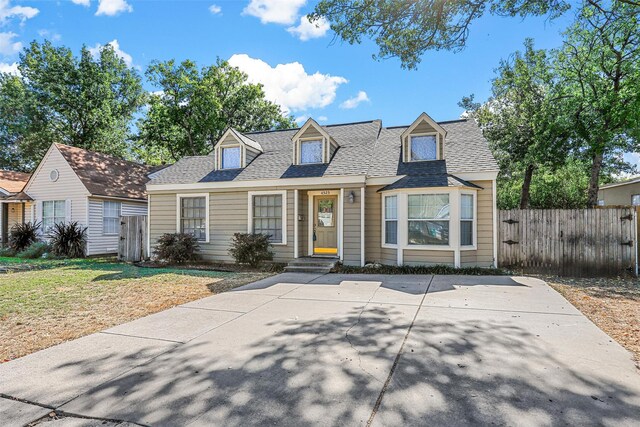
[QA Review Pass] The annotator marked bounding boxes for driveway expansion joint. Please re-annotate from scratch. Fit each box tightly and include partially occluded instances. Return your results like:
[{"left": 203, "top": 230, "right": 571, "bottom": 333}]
[
  {"left": 419, "top": 304, "right": 584, "bottom": 317},
  {"left": 99, "top": 331, "right": 185, "bottom": 344}
]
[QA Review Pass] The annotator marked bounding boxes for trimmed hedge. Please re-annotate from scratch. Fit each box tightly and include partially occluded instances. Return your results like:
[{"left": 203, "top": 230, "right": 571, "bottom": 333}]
[{"left": 333, "top": 263, "right": 507, "bottom": 276}]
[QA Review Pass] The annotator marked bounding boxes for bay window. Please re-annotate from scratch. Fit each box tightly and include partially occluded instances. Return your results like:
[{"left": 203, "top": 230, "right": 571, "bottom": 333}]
[
  {"left": 408, "top": 194, "right": 450, "bottom": 245},
  {"left": 384, "top": 195, "right": 397, "bottom": 245},
  {"left": 300, "top": 140, "right": 323, "bottom": 164},
  {"left": 42, "top": 200, "right": 65, "bottom": 233},
  {"left": 460, "top": 194, "right": 474, "bottom": 246}
]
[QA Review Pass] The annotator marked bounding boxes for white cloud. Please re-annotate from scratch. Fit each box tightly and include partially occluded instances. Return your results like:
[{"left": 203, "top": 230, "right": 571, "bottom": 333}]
[
  {"left": 295, "top": 115, "right": 308, "bottom": 124},
  {"left": 0, "top": 0, "right": 39, "bottom": 25},
  {"left": 287, "top": 15, "right": 329, "bottom": 41},
  {"left": 209, "top": 4, "right": 221, "bottom": 14},
  {"left": 38, "top": 29, "right": 62, "bottom": 42},
  {"left": 71, "top": 0, "right": 91, "bottom": 6},
  {"left": 318, "top": 115, "right": 328, "bottom": 122},
  {"left": 340, "top": 91, "right": 370, "bottom": 109},
  {"left": 228, "top": 53, "right": 347, "bottom": 113},
  {"left": 0, "top": 61, "right": 18, "bottom": 75},
  {"left": 243, "top": 0, "right": 306, "bottom": 25},
  {"left": 0, "top": 31, "right": 20, "bottom": 55},
  {"left": 96, "top": 0, "right": 132, "bottom": 16},
  {"left": 89, "top": 39, "right": 135, "bottom": 69}
]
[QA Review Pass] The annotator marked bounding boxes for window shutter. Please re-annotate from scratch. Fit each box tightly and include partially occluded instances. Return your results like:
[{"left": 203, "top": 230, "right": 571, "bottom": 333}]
[{"left": 65, "top": 199, "right": 72, "bottom": 222}]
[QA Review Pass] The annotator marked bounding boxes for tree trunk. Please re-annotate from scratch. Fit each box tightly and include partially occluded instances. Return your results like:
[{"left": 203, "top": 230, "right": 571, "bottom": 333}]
[
  {"left": 519, "top": 164, "right": 535, "bottom": 209},
  {"left": 586, "top": 151, "right": 604, "bottom": 208}
]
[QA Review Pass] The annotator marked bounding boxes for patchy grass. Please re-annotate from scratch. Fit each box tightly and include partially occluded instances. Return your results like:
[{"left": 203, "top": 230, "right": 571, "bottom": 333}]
[
  {"left": 0, "top": 257, "right": 273, "bottom": 362},
  {"left": 333, "top": 263, "right": 507, "bottom": 276},
  {"left": 546, "top": 276, "right": 640, "bottom": 367}
]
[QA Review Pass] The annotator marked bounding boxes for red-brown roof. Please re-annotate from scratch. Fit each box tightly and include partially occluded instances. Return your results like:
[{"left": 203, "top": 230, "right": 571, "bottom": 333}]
[
  {"left": 55, "top": 144, "right": 157, "bottom": 201},
  {"left": 0, "top": 170, "right": 30, "bottom": 194}
]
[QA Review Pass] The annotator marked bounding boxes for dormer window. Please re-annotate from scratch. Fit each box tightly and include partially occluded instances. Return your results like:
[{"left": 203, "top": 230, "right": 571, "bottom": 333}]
[
  {"left": 300, "top": 139, "right": 323, "bottom": 164},
  {"left": 402, "top": 112, "right": 447, "bottom": 163},
  {"left": 221, "top": 146, "right": 241, "bottom": 169},
  {"left": 213, "top": 128, "right": 263, "bottom": 171},
  {"left": 291, "top": 118, "right": 338, "bottom": 166},
  {"left": 410, "top": 135, "right": 437, "bottom": 161}
]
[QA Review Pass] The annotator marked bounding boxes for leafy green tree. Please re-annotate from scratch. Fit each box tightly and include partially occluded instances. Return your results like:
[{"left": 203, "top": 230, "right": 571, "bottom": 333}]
[
  {"left": 554, "top": 2, "right": 640, "bottom": 206},
  {"left": 0, "top": 41, "right": 145, "bottom": 170},
  {"left": 136, "top": 59, "right": 295, "bottom": 164},
  {"left": 311, "top": 0, "right": 571, "bottom": 69},
  {"left": 461, "top": 39, "right": 569, "bottom": 208}
]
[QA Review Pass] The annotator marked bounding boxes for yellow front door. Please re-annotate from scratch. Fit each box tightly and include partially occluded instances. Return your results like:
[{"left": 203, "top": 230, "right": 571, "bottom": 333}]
[{"left": 313, "top": 195, "right": 338, "bottom": 255}]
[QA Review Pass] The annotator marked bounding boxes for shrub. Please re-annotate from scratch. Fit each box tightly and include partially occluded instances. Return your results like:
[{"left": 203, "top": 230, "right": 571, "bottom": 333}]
[
  {"left": 17, "top": 241, "right": 51, "bottom": 259},
  {"left": 0, "top": 246, "right": 16, "bottom": 257},
  {"left": 8, "top": 222, "right": 41, "bottom": 252},
  {"left": 50, "top": 222, "right": 87, "bottom": 258},
  {"left": 154, "top": 233, "right": 199, "bottom": 264},
  {"left": 229, "top": 233, "right": 274, "bottom": 268}
]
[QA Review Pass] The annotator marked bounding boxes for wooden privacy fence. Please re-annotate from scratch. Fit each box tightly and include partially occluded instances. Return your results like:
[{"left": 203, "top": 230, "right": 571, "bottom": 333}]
[
  {"left": 498, "top": 208, "right": 638, "bottom": 277},
  {"left": 118, "top": 215, "right": 148, "bottom": 262}
]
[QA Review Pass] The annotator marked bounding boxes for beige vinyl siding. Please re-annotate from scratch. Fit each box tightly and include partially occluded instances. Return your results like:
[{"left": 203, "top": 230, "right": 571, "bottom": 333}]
[
  {"left": 460, "top": 250, "right": 478, "bottom": 267},
  {"left": 25, "top": 146, "right": 89, "bottom": 232},
  {"left": 86, "top": 198, "right": 147, "bottom": 256},
  {"left": 342, "top": 187, "right": 363, "bottom": 266},
  {"left": 474, "top": 180, "right": 494, "bottom": 267},
  {"left": 299, "top": 126, "right": 323, "bottom": 139},
  {"left": 598, "top": 182, "right": 640, "bottom": 206},
  {"left": 7, "top": 203, "right": 23, "bottom": 228},
  {"left": 380, "top": 248, "right": 397, "bottom": 265},
  {"left": 403, "top": 249, "right": 454, "bottom": 266},
  {"left": 149, "top": 193, "right": 177, "bottom": 251},
  {"left": 365, "top": 185, "right": 383, "bottom": 263}
]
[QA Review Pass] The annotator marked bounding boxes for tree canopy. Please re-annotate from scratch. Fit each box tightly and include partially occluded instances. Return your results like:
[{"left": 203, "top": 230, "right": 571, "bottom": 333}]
[{"left": 135, "top": 59, "right": 295, "bottom": 164}]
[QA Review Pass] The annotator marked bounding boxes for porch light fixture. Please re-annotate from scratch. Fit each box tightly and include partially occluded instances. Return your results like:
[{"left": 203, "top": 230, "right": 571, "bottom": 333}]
[{"left": 348, "top": 191, "right": 356, "bottom": 204}]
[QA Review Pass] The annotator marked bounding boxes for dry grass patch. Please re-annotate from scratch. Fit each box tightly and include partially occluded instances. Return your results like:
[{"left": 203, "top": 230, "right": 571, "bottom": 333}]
[
  {"left": 0, "top": 258, "right": 272, "bottom": 361},
  {"left": 547, "top": 276, "right": 640, "bottom": 367}
]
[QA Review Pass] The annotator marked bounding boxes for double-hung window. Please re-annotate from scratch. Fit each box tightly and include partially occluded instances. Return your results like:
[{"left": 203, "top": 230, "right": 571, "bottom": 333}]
[
  {"left": 410, "top": 135, "right": 437, "bottom": 161},
  {"left": 221, "top": 146, "right": 241, "bottom": 169},
  {"left": 460, "top": 194, "right": 474, "bottom": 246},
  {"left": 252, "top": 194, "right": 284, "bottom": 243},
  {"left": 42, "top": 200, "right": 65, "bottom": 233},
  {"left": 632, "top": 195, "right": 640, "bottom": 206},
  {"left": 384, "top": 195, "right": 398, "bottom": 245},
  {"left": 300, "top": 140, "right": 323, "bottom": 164},
  {"left": 180, "top": 197, "right": 207, "bottom": 241},
  {"left": 103, "top": 201, "right": 121, "bottom": 235},
  {"left": 407, "top": 194, "right": 449, "bottom": 246}
]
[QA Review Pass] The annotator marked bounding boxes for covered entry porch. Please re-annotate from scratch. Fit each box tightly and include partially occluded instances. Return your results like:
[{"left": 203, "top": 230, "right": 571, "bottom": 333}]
[{"left": 0, "top": 194, "right": 33, "bottom": 247}]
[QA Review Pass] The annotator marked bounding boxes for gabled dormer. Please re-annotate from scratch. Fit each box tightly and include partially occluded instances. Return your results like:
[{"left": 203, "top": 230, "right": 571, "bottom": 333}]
[
  {"left": 213, "top": 128, "right": 263, "bottom": 170},
  {"left": 291, "top": 118, "right": 338, "bottom": 165},
  {"left": 401, "top": 112, "right": 447, "bottom": 163}
]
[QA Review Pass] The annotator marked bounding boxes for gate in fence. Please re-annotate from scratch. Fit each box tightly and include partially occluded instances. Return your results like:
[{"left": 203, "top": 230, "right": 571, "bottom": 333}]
[
  {"left": 498, "top": 208, "right": 638, "bottom": 277},
  {"left": 118, "top": 215, "right": 147, "bottom": 262}
]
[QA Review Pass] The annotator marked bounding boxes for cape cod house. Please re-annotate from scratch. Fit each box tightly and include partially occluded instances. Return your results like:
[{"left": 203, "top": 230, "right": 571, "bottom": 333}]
[
  {"left": 147, "top": 113, "right": 499, "bottom": 267},
  {"left": 1, "top": 143, "right": 155, "bottom": 256}
]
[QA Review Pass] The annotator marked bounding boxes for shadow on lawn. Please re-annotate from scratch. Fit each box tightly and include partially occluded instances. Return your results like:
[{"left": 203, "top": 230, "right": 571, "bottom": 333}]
[{"left": 49, "top": 303, "right": 640, "bottom": 426}]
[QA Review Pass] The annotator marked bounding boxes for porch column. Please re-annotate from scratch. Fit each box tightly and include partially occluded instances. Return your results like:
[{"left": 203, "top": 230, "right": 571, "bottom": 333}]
[
  {"left": 339, "top": 188, "right": 344, "bottom": 261},
  {"left": 294, "top": 189, "right": 299, "bottom": 259},
  {"left": 360, "top": 187, "right": 365, "bottom": 266}
]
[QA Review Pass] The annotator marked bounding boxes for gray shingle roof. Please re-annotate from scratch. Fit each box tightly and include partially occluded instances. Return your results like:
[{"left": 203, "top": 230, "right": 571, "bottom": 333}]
[{"left": 149, "top": 118, "right": 497, "bottom": 186}]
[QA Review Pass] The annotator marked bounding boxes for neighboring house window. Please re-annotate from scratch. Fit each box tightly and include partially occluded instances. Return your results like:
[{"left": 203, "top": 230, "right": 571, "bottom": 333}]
[
  {"left": 42, "top": 200, "right": 65, "bottom": 233},
  {"left": 410, "top": 135, "right": 437, "bottom": 161},
  {"left": 384, "top": 195, "right": 398, "bottom": 245},
  {"left": 632, "top": 195, "right": 640, "bottom": 206},
  {"left": 221, "top": 146, "right": 241, "bottom": 169},
  {"left": 180, "top": 197, "right": 207, "bottom": 241},
  {"left": 103, "top": 201, "right": 121, "bottom": 235},
  {"left": 407, "top": 194, "right": 449, "bottom": 245},
  {"left": 597, "top": 200, "right": 605, "bottom": 206},
  {"left": 461, "top": 194, "right": 474, "bottom": 246},
  {"left": 300, "top": 140, "right": 323, "bottom": 164},
  {"left": 252, "top": 194, "right": 283, "bottom": 243}
]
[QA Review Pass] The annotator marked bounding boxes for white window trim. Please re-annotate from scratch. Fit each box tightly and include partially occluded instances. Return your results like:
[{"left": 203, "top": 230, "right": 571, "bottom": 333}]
[
  {"left": 297, "top": 137, "right": 326, "bottom": 165},
  {"left": 382, "top": 194, "right": 399, "bottom": 249},
  {"left": 176, "top": 193, "right": 210, "bottom": 243},
  {"left": 459, "top": 191, "right": 478, "bottom": 251},
  {"left": 247, "top": 190, "right": 287, "bottom": 246},
  {"left": 407, "top": 132, "right": 440, "bottom": 162},
  {"left": 102, "top": 200, "right": 121, "bottom": 236},
  {"left": 219, "top": 144, "right": 244, "bottom": 170}
]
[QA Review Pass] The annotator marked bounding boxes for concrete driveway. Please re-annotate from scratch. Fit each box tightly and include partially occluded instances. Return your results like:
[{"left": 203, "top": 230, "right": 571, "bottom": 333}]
[{"left": 1, "top": 274, "right": 639, "bottom": 426}]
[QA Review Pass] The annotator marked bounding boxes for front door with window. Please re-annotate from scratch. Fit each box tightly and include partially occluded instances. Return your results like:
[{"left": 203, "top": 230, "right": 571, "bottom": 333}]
[{"left": 313, "top": 195, "right": 338, "bottom": 255}]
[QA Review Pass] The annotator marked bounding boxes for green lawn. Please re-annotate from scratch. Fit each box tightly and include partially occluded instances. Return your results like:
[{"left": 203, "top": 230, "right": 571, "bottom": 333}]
[{"left": 0, "top": 257, "right": 272, "bottom": 361}]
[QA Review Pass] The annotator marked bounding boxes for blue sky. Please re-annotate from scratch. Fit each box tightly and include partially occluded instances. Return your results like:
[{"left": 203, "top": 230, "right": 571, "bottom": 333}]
[{"left": 2, "top": 0, "right": 636, "bottom": 169}]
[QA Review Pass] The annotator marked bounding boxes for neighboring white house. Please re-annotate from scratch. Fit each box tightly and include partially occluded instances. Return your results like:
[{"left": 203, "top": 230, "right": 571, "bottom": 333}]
[{"left": 2, "top": 143, "right": 157, "bottom": 256}]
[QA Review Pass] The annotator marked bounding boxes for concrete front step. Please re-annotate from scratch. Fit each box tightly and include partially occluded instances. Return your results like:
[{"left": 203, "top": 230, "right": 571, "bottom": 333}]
[
  {"left": 284, "top": 257, "right": 338, "bottom": 273},
  {"left": 283, "top": 265, "right": 333, "bottom": 274}
]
